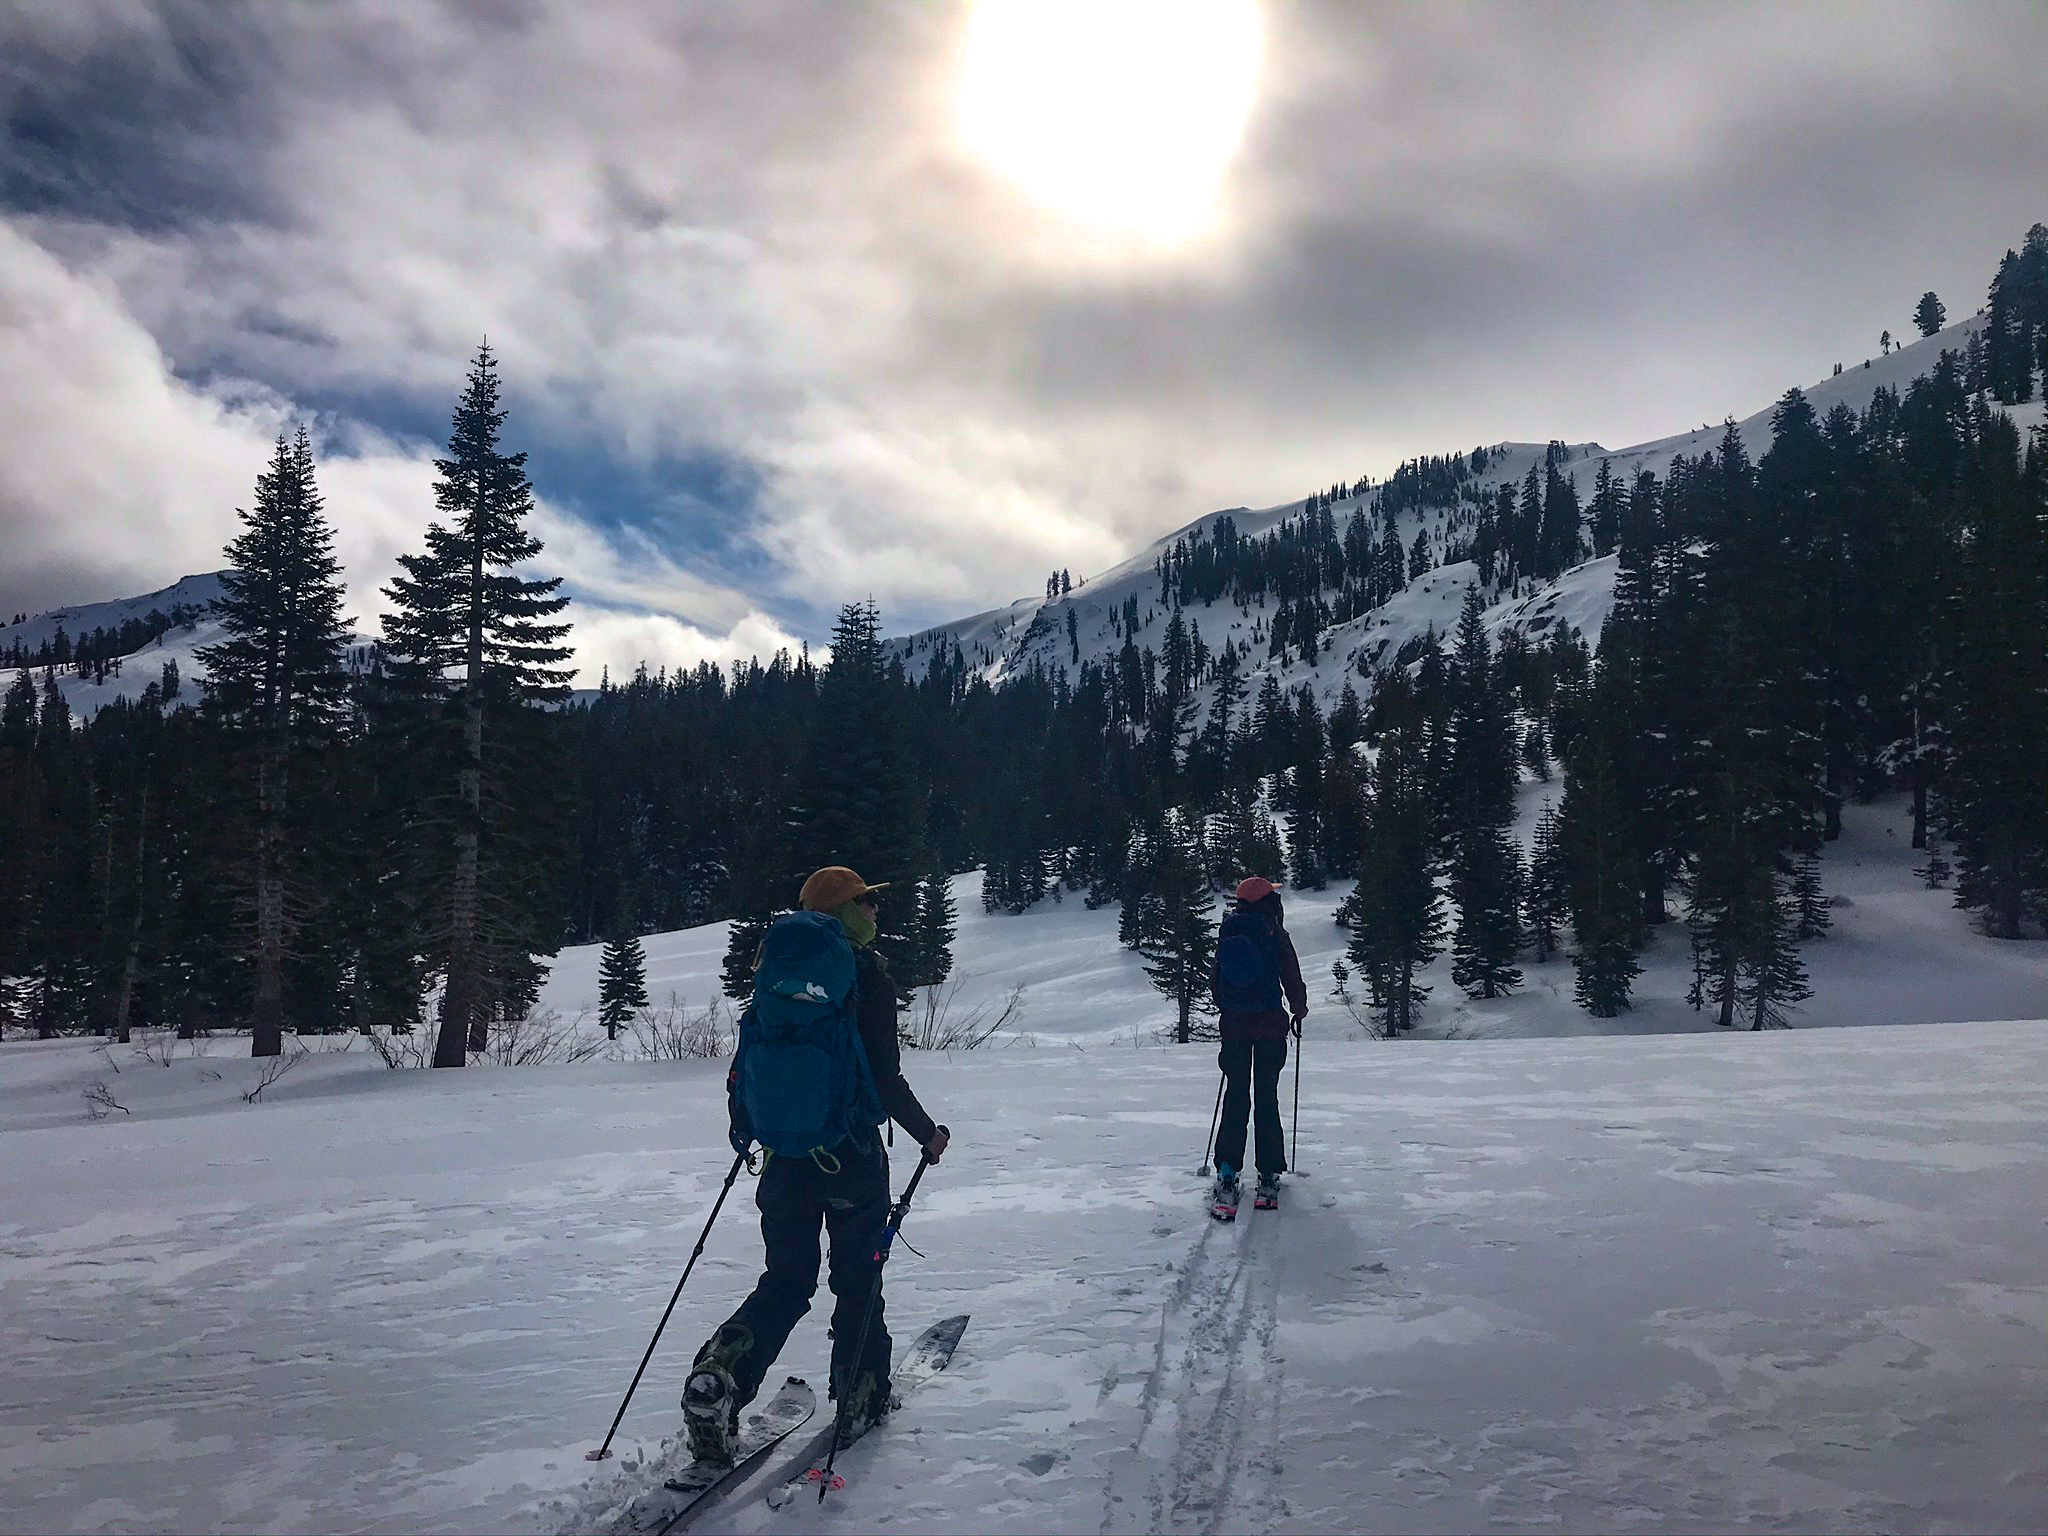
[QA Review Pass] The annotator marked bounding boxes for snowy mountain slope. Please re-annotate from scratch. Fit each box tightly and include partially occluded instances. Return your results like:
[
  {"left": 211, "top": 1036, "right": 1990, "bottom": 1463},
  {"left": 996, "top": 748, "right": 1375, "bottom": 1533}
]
[
  {"left": 0, "top": 570, "right": 224, "bottom": 654},
  {"left": 18, "top": 317, "right": 2043, "bottom": 725},
  {"left": 889, "top": 313, "right": 2043, "bottom": 723},
  {"left": 536, "top": 798, "right": 2048, "bottom": 1047},
  {"left": 2, "top": 1011, "right": 2043, "bottom": 1534}
]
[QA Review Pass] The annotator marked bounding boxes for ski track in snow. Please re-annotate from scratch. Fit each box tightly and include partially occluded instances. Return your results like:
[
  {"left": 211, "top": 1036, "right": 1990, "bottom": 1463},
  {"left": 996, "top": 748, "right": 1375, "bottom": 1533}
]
[
  {"left": 1104, "top": 1211, "right": 1287, "bottom": 1535},
  {"left": 2, "top": 1028, "right": 2048, "bottom": 1532}
]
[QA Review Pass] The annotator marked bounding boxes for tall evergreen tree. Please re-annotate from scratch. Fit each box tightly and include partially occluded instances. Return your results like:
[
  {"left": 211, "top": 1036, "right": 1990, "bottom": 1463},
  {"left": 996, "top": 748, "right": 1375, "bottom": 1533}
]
[
  {"left": 196, "top": 428, "right": 351, "bottom": 1056},
  {"left": 1445, "top": 587, "right": 1523, "bottom": 997},
  {"left": 1913, "top": 291, "right": 1946, "bottom": 338},
  {"left": 382, "top": 343, "right": 573, "bottom": 1067},
  {"left": 1340, "top": 729, "right": 1442, "bottom": 1033},
  {"left": 1524, "top": 801, "right": 1567, "bottom": 964},
  {"left": 1934, "top": 412, "right": 2048, "bottom": 937},
  {"left": 1558, "top": 721, "right": 1642, "bottom": 1017},
  {"left": 1136, "top": 809, "right": 1218, "bottom": 1044},
  {"left": 598, "top": 928, "right": 649, "bottom": 1039}
]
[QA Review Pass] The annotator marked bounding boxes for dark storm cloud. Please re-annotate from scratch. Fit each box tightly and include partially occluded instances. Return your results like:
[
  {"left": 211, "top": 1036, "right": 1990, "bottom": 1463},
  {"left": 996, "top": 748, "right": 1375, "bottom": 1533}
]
[{"left": 2, "top": 0, "right": 2045, "bottom": 655}]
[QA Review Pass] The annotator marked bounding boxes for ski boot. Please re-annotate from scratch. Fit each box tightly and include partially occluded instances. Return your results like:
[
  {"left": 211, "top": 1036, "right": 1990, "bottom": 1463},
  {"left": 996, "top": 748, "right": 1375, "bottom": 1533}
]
[
  {"left": 1254, "top": 1172, "right": 1281, "bottom": 1210},
  {"left": 830, "top": 1368, "right": 895, "bottom": 1450},
  {"left": 681, "top": 1363, "right": 739, "bottom": 1466},
  {"left": 1210, "top": 1166, "right": 1242, "bottom": 1223}
]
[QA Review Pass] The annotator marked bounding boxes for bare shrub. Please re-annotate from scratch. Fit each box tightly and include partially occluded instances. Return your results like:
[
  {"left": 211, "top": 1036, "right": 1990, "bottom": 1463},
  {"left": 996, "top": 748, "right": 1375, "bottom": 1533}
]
[
  {"left": 629, "top": 995, "right": 734, "bottom": 1061},
  {"left": 903, "top": 979, "right": 1023, "bottom": 1051},
  {"left": 1329, "top": 961, "right": 1390, "bottom": 1041},
  {"left": 132, "top": 1029, "right": 177, "bottom": 1067},
  {"left": 83, "top": 1079, "right": 130, "bottom": 1119},
  {"left": 481, "top": 1008, "right": 609, "bottom": 1067},
  {"left": 365, "top": 1028, "right": 429, "bottom": 1070},
  {"left": 243, "top": 1044, "right": 309, "bottom": 1103}
]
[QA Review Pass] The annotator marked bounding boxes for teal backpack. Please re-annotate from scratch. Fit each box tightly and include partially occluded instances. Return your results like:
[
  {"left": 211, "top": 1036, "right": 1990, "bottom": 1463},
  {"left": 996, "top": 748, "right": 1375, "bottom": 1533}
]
[{"left": 732, "top": 911, "right": 885, "bottom": 1161}]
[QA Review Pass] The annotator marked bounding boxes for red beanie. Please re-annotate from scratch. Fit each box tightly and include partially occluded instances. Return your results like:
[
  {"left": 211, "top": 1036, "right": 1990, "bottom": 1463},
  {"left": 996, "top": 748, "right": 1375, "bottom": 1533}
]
[{"left": 1234, "top": 876, "right": 1277, "bottom": 903}]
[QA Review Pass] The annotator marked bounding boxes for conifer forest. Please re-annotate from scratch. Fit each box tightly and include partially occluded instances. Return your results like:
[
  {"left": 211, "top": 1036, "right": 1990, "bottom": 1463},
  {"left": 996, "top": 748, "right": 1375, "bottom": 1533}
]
[{"left": 4, "top": 227, "right": 2046, "bottom": 1057}]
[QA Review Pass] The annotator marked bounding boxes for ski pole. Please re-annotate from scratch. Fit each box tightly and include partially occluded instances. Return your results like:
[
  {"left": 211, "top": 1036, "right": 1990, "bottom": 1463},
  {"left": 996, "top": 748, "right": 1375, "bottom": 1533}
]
[
  {"left": 1290, "top": 1022, "right": 1306, "bottom": 1177},
  {"left": 585, "top": 1150, "right": 747, "bottom": 1462},
  {"left": 817, "top": 1130, "right": 947, "bottom": 1501},
  {"left": 1197, "top": 1071, "right": 1225, "bottom": 1176}
]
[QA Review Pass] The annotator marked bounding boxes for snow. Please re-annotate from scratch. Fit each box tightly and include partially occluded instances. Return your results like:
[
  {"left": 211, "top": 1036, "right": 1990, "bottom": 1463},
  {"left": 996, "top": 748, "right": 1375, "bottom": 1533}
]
[
  {"left": 0, "top": 572, "right": 225, "bottom": 655},
  {"left": 539, "top": 798, "right": 2048, "bottom": 1049},
  {"left": 888, "top": 316, "right": 2044, "bottom": 737},
  {"left": 3, "top": 1008, "right": 2045, "bottom": 1533},
  {"left": 4, "top": 783, "right": 2046, "bottom": 1533}
]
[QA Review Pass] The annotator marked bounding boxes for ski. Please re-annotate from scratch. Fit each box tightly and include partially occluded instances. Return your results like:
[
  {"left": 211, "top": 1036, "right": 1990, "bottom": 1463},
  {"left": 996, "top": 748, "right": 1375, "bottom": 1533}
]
[
  {"left": 601, "top": 1376, "right": 815, "bottom": 1536},
  {"left": 761, "top": 1313, "right": 971, "bottom": 1509},
  {"left": 1254, "top": 1182, "right": 1279, "bottom": 1211}
]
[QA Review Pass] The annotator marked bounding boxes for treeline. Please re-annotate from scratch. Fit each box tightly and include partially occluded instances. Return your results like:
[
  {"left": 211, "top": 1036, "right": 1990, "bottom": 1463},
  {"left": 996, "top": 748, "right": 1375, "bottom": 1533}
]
[
  {"left": 2, "top": 236, "right": 2043, "bottom": 1052},
  {"left": 2, "top": 345, "right": 572, "bottom": 1064},
  {"left": 1, "top": 601, "right": 210, "bottom": 675}
]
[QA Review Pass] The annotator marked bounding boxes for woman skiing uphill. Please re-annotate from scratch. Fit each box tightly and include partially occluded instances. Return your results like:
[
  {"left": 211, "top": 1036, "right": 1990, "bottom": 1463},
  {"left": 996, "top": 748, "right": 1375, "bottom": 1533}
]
[
  {"left": 682, "top": 866, "right": 950, "bottom": 1464},
  {"left": 1209, "top": 876, "right": 1307, "bottom": 1218}
]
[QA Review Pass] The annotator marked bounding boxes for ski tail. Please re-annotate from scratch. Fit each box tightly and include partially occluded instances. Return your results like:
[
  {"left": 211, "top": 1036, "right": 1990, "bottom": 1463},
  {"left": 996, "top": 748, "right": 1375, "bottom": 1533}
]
[{"left": 760, "top": 1313, "right": 970, "bottom": 1510}]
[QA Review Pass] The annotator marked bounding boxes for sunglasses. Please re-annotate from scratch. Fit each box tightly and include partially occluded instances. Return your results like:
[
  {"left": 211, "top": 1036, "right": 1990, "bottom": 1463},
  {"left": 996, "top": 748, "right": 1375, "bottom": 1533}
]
[{"left": 855, "top": 895, "right": 880, "bottom": 910}]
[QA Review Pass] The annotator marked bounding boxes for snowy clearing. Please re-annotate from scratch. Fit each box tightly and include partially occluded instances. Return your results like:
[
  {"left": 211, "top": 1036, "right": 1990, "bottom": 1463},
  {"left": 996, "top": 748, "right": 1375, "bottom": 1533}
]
[
  {"left": 2, "top": 1014, "right": 2045, "bottom": 1534},
  {"left": 537, "top": 798, "right": 2048, "bottom": 1050}
]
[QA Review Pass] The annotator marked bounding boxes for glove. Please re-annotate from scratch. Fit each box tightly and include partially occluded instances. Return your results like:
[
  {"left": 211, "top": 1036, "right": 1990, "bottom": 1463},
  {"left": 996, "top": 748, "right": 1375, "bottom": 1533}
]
[{"left": 1291, "top": 1012, "right": 1306, "bottom": 1039}]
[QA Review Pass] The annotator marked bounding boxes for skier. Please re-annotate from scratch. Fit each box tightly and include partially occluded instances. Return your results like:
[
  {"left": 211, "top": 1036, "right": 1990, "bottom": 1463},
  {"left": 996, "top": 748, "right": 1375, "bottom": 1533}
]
[
  {"left": 682, "top": 866, "right": 950, "bottom": 1464},
  {"left": 1208, "top": 875, "right": 1307, "bottom": 1216}
]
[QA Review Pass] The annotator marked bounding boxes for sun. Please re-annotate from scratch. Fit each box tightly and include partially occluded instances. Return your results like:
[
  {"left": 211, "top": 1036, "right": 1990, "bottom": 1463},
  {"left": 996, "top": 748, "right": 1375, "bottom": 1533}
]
[{"left": 957, "top": 0, "right": 1264, "bottom": 248}]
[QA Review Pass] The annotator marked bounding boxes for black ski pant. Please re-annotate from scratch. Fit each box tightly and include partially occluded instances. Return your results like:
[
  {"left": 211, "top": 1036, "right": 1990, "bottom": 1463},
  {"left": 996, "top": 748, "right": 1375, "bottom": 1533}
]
[
  {"left": 1214, "top": 1036, "right": 1288, "bottom": 1179},
  {"left": 693, "top": 1140, "right": 892, "bottom": 1413}
]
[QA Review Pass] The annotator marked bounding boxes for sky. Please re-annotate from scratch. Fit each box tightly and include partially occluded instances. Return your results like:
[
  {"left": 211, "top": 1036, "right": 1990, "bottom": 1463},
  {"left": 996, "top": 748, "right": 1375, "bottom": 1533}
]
[{"left": 2, "top": 1, "right": 2044, "bottom": 682}]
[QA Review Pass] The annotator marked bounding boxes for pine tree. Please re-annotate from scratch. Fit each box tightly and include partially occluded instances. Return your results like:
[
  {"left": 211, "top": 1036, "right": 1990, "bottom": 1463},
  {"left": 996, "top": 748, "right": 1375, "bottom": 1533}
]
[
  {"left": 897, "top": 860, "right": 959, "bottom": 996},
  {"left": 1341, "top": 729, "right": 1442, "bottom": 1033},
  {"left": 1524, "top": 802, "right": 1567, "bottom": 963},
  {"left": 1285, "top": 687, "right": 1328, "bottom": 889},
  {"left": 1790, "top": 851, "right": 1831, "bottom": 939},
  {"left": 196, "top": 428, "right": 351, "bottom": 1056},
  {"left": 1137, "top": 809, "right": 1218, "bottom": 1043},
  {"left": 1445, "top": 587, "right": 1523, "bottom": 998},
  {"left": 1934, "top": 411, "right": 2048, "bottom": 937},
  {"left": 1736, "top": 867, "right": 1811, "bottom": 1029},
  {"left": 1558, "top": 726, "right": 1642, "bottom": 1016},
  {"left": 382, "top": 343, "right": 573, "bottom": 1067},
  {"left": 1914, "top": 291, "right": 1946, "bottom": 338},
  {"left": 598, "top": 929, "right": 649, "bottom": 1039}
]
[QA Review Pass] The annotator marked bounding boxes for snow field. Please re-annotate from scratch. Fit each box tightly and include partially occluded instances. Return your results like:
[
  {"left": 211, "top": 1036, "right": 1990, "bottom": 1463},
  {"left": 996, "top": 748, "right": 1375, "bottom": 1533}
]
[
  {"left": 2, "top": 1016, "right": 2046, "bottom": 1533},
  {"left": 539, "top": 798, "right": 2048, "bottom": 1049}
]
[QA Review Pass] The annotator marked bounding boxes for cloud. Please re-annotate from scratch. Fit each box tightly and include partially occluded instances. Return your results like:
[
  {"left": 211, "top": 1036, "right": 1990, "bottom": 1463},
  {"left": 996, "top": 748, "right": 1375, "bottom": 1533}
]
[
  {"left": 568, "top": 605, "right": 807, "bottom": 688},
  {"left": 4, "top": 0, "right": 2047, "bottom": 645},
  {"left": 0, "top": 220, "right": 781, "bottom": 684}
]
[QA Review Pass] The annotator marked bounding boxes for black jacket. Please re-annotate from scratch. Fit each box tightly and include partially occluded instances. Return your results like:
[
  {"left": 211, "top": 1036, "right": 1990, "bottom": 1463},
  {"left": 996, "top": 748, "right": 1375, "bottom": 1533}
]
[{"left": 853, "top": 948, "right": 938, "bottom": 1146}]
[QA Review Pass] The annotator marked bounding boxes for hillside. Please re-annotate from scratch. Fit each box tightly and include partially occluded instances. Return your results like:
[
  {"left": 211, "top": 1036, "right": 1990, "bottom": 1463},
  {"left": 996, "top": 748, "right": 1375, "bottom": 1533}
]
[
  {"left": 11, "top": 316, "right": 2039, "bottom": 727},
  {"left": 888, "top": 314, "right": 2042, "bottom": 723}
]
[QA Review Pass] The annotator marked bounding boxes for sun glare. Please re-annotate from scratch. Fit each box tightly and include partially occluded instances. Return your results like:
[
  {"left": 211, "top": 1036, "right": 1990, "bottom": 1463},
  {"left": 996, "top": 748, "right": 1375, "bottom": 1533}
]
[{"left": 958, "top": 0, "right": 1263, "bottom": 249}]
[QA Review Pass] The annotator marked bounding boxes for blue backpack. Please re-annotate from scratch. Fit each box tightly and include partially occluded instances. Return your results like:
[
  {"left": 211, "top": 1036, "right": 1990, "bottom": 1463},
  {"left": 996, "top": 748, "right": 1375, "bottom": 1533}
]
[
  {"left": 732, "top": 912, "right": 885, "bottom": 1159},
  {"left": 1212, "top": 909, "right": 1284, "bottom": 1013}
]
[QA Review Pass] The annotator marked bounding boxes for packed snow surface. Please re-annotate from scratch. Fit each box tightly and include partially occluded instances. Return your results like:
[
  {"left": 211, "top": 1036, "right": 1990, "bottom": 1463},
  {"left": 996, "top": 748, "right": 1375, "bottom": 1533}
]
[{"left": 3, "top": 1011, "right": 2045, "bottom": 1532}]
